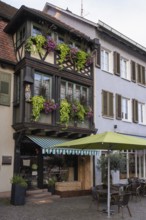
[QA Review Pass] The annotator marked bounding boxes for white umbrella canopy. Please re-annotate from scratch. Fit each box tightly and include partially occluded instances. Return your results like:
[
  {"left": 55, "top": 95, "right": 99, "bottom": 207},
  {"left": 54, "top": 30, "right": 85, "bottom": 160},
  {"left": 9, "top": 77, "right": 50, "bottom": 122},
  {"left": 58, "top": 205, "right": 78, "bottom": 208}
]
[{"left": 55, "top": 131, "right": 146, "bottom": 218}]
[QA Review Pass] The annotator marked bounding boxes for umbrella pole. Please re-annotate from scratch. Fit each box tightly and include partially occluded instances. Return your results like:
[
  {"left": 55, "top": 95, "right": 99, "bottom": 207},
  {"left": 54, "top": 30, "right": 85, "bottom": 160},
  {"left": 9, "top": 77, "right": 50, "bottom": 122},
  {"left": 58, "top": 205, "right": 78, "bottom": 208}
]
[{"left": 107, "top": 150, "right": 111, "bottom": 218}]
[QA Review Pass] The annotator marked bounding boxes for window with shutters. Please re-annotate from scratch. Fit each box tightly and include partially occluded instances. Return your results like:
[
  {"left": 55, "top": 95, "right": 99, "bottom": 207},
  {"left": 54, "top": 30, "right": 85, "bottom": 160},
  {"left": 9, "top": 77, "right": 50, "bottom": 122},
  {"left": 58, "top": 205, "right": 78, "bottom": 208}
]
[
  {"left": 131, "top": 61, "right": 136, "bottom": 82},
  {"left": 102, "top": 90, "right": 114, "bottom": 118},
  {"left": 0, "top": 72, "right": 11, "bottom": 106},
  {"left": 101, "top": 48, "right": 110, "bottom": 72},
  {"left": 122, "top": 97, "right": 131, "bottom": 121},
  {"left": 137, "top": 64, "right": 145, "bottom": 85},
  {"left": 16, "top": 24, "right": 26, "bottom": 47},
  {"left": 95, "top": 44, "right": 101, "bottom": 68}
]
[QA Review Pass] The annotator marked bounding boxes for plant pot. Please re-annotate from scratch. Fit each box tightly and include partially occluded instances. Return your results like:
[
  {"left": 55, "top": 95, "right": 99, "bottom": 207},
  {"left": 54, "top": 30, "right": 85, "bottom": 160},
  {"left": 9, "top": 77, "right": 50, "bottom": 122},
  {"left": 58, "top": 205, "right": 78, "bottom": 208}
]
[{"left": 10, "top": 184, "right": 26, "bottom": 205}]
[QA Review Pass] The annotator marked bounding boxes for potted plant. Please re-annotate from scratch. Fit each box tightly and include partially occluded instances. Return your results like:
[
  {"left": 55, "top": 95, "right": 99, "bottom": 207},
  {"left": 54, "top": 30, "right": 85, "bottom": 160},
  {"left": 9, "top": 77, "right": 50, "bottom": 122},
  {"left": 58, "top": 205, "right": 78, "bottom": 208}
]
[
  {"left": 48, "top": 177, "right": 57, "bottom": 194},
  {"left": 10, "top": 174, "right": 28, "bottom": 205},
  {"left": 97, "top": 152, "right": 126, "bottom": 185}
]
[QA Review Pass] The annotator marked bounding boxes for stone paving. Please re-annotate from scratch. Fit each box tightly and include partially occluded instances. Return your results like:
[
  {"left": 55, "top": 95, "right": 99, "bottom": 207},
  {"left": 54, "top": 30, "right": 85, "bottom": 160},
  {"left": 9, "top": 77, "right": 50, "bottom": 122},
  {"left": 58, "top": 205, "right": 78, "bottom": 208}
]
[{"left": 0, "top": 195, "right": 146, "bottom": 220}]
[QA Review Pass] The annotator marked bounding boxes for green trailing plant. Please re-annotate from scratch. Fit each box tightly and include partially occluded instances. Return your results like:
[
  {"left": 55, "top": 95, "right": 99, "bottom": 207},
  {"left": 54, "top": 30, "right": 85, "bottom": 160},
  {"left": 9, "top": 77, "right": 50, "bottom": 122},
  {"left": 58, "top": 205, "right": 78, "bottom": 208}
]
[
  {"left": 71, "top": 100, "right": 86, "bottom": 121},
  {"left": 10, "top": 175, "right": 28, "bottom": 188},
  {"left": 76, "top": 50, "right": 88, "bottom": 71},
  {"left": 56, "top": 43, "right": 70, "bottom": 68},
  {"left": 25, "top": 35, "right": 46, "bottom": 55},
  {"left": 60, "top": 99, "right": 71, "bottom": 126},
  {"left": 31, "top": 95, "right": 45, "bottom": 121}
]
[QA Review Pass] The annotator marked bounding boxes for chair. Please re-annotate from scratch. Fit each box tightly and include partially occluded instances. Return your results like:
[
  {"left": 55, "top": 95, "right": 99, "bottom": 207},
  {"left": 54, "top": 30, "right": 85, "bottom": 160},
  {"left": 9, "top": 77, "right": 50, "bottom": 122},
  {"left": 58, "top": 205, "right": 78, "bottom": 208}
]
[
  {"left": 131, "top": 184, "right": 141, "bottom": 201},
  {"left": 111, "top": 193, "right": 132, "bottom": 218}
]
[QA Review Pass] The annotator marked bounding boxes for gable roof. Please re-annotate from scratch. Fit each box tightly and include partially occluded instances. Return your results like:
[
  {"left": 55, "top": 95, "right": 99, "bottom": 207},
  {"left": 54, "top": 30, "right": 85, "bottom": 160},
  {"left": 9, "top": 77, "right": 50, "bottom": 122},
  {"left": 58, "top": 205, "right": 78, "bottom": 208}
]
[
  {"left": 0, "top": 1, "right": 17, "bottom": 21},
  {"left": 5, "top": 5, "right": 93, "bottom": 43}
]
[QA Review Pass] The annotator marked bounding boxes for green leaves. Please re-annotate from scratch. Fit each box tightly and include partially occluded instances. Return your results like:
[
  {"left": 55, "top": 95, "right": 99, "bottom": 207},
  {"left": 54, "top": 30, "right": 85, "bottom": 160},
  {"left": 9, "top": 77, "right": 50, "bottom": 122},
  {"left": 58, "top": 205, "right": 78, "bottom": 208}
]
[
  {"left": 31, "top": 95, "right": 45, "bottom": 121},
  {"left": 25, "top": 35, "right": 46, "bottom": 55}
]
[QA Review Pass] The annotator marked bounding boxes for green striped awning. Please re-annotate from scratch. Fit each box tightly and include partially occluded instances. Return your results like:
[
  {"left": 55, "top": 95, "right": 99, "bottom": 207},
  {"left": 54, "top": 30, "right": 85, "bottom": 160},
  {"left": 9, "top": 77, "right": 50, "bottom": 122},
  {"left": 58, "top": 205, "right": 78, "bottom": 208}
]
[{"left": 27, "top": 135, "right": 99, "bottom": 156}]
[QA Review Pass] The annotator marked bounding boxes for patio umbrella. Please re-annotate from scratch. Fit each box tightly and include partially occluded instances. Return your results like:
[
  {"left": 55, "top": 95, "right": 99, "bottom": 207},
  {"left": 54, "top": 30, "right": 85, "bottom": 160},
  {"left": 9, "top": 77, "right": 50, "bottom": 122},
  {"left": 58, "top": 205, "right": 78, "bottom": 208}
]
[{"left": 55, "top": 131, "right": 146, "bottom": 218}]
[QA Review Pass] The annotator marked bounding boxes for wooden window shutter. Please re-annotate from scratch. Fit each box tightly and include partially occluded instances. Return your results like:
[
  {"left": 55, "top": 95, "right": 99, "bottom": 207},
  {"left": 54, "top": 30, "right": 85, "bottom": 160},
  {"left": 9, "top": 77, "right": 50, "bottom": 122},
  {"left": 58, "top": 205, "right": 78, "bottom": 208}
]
[
  {"left": 0, "top": 72, "right": 11, "bottom": 106},
  {"left": 114, "top": 51, "right": 120, "bottom": 76},
  {"left": 102, "top": 90, "right": 114, "bottom": 117},
  {"left": 102, "top": 90, "right": 108, "bottom": 116},
  {"left": 116, "top": 94, "right": 122, "bottom": 119},
  {"left": 108, "top": 92, "right": 114, "bottom": 117},
  {"left": 132, "top": 99, "right": 138, "bottom": 123},
  {"left": 95, "top": 44, "right": 101, "bottom": 68},
  {"left": 137, "top": 64, "right": 141, "bottom": 83},
  {"left": 142, "top": 66, "right": 145, "bottom": 85},
  {"left": 131, "top": 61, "right": 136, "bottom": 83}
]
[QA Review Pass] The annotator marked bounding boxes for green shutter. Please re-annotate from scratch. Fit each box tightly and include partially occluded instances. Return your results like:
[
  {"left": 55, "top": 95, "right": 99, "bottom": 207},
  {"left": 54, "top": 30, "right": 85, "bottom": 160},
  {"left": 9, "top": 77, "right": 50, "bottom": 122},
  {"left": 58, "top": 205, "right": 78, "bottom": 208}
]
[
  {"left": 0, "top": 72, "right": 11, "bottom": 106},
  {"left": 116, "top": 94, "right": 122, "bottom": 120},
  {"left": 132, "top": 99, "right": 138, "bottom": 123},
  {"left": 131, "top": 61, "right": 136, "bottom": 83},
  {"left": 114, "top": 51, "right": 120, "bottom": 76}
]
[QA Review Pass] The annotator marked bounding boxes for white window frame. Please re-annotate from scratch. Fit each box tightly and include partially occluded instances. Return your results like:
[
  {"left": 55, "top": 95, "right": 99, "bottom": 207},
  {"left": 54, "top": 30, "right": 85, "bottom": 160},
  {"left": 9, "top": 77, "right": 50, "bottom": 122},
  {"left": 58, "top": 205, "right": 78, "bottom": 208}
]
[
  {"left": 120, "top": 57, "right": 130, "bottom": 80},
  {"left": 138, "top": 102, "right": 146, "bottom": 124},
  {"left": 101, "top": 48, "right": 110, "bottom": 72},
  {"left": 122, "top": 97, "right": 131, "bottom": 121}
]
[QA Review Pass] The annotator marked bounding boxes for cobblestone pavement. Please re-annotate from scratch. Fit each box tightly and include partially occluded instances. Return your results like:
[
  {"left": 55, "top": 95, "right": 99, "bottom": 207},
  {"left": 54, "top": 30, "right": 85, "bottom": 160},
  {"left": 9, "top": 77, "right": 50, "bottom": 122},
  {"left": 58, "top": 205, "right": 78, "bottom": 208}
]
[{"left": 0, "top": 195, "right": 146, "bottom": 220}]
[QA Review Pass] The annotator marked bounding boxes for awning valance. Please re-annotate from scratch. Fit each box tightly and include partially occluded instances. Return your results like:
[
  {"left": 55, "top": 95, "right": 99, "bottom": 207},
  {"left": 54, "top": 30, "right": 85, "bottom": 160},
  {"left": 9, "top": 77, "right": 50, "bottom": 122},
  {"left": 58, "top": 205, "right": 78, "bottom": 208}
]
[{"left": 27, "top": 135, "right": 99, "bottom": 156}]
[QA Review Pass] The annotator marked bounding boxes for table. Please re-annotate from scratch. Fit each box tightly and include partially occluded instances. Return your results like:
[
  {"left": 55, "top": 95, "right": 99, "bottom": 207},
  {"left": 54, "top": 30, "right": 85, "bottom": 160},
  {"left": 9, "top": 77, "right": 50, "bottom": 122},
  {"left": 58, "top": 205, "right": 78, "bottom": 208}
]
[{"left": 96, "top": 189, "right": 119, "bottom": 214}]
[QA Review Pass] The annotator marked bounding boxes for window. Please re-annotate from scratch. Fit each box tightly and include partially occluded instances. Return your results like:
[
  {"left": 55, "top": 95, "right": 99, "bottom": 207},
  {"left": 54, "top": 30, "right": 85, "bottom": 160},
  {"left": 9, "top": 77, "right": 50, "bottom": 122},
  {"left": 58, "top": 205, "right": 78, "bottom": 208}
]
[
  {"left": 102, "top": 90, "right": 114, "bottom": 118},
  {"left": 0, "top": 72, "right": 11, "bottom": 106},
  {"left": 120, "top": 57, "right": 129, "bottom": 79},
  {"left": 138, "top": 102, "right": 145, "bottom": 124},
  {"left": 16, "top": 25, "right": 26, "bottom": 47},
  {"left": 101, "top": 49, "right": 109, "bottom": 72},
  {"left": 34, "top": 72, "right": 52, "bottom": 100},
  {"left": 122, "top": 97, "right": 130, "bottom": 120},
  {"left": 60, "top": 80, "right": 89, "bottom": 104},
  {"left": 137, "top": 64, "right": 145, "bottom": 85},
  {"left": 116, "top": 94, "right": 131, "bottom": 121},
  {"left": 32, "top": 25, "right": 42, "bottom": 36}
]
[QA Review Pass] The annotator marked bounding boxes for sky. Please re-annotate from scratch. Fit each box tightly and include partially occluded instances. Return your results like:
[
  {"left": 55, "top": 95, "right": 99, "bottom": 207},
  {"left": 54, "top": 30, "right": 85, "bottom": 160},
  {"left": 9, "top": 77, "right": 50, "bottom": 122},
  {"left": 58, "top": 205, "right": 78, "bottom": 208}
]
[{"left": 3, "top": 0, "right": 146, "bottom": 48}]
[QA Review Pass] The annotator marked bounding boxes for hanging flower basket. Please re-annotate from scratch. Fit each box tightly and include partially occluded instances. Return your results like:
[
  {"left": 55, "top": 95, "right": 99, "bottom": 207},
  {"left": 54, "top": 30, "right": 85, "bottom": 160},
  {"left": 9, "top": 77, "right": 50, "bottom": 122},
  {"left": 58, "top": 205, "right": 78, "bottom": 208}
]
[
  {"left": 44, "top": 37, "right": 56, "bottom": 53},
  {"left": 44, "top": 99, "right": 59, "bottom": 113}
]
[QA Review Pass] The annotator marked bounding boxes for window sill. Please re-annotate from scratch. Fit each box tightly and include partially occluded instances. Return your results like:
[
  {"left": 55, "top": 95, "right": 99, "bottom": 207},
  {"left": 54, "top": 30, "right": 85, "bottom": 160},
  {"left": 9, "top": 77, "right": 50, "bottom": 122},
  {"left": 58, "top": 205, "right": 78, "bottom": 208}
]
[
  {"left": 102, "top": 115, "right": 114, "bottom": 120},
  {"left": 122, "top": 119, "right": 132, "bottom": 123}
]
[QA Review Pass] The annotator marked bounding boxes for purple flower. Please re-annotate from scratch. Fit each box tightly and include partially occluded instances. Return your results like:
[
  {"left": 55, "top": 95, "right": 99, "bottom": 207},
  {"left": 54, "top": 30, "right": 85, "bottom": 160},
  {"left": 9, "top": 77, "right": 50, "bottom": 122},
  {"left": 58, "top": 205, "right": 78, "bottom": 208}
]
[
  {"left": 44, "top": 99, "right": 58, "bottom": 113},
  {"left": 44, "top": 37, "right": 56, "bottom": 53}
]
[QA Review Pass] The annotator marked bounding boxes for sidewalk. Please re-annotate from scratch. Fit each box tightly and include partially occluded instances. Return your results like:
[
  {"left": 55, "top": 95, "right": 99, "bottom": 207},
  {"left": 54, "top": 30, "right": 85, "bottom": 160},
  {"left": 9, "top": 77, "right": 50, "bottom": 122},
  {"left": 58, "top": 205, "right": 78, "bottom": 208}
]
[{"left": 0, "top": 195, "right": 145, "bottom": 220}]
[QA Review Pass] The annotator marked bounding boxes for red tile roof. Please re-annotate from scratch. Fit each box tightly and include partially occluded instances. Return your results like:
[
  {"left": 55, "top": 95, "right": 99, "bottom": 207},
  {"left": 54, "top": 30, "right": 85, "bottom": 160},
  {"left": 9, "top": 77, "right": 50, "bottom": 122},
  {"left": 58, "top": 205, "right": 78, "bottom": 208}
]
[
  {"left": 0, "top": 20, "right": 16, "bottom": 64},
  {"left": 0, "top": 1, "right": 17, "bottom": 21}
]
